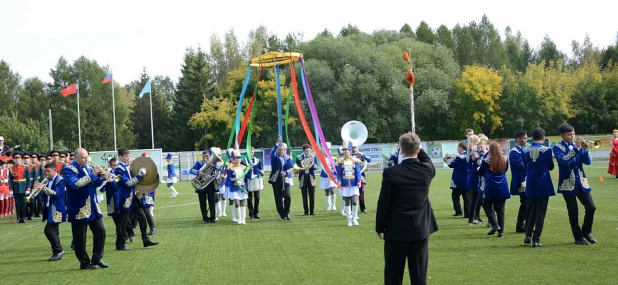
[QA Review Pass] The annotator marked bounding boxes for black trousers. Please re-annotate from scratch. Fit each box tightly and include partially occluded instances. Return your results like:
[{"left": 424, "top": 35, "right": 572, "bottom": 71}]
[
  {"left": 197, "top": 189, "right": 216, "bottom": 222},
  {"left": 300, "top": 186, "right": 315, "bottom": 215},
  {"left": 468, "top": 190, "right": 482, "bottom": 222},
  {"left": 384, "top": 238, "right": 429, "bottom": 285},
  {"left": 143, "top": 206, "right": 155, "bottom": 230},
  {"left": 526, "top": 197, "right": 549, "bottom": 242},
  {"left": 483, "top": 199, "right": 506, "bottom": 232},
  {"left": 44, "top": 222, "right": 63, "bottom": 254},
  {"left": 563, "top": 191, "right": 596, "bottom": 240},
  {"left": 116, "top": 203, "right": 148, "bottom": 248},
  {"left": 359, "top": 182, "right": 366, "bottom": 211},
  {"left": 516, "top": 195, "right": 529, "bottom": 231},
  {"left": 451, "top": 189, "right": 471, "bottom": 217},
  {"left": 272, "top": 183, "right": 291, "bottom": 218},
  {"left": 71, "top": 217, "right": 105, "bottom": 266},
  {"left": 247, "top": 191, "right": 260, "bottom": 217}
]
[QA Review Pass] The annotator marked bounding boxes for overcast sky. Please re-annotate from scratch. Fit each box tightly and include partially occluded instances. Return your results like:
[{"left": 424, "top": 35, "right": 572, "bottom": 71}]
[{"left": 2, "top": 0, "right": 616, "bottom": 85}]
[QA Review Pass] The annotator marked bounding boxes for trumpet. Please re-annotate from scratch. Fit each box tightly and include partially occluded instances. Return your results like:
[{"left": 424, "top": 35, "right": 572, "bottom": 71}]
[
  {"left": 443, "top": 153, "right": 457, "bottom": 164},
  {"left": 26, "top": 177, "right": 49, "bottom": 202},
  {"left": 578, "top": 138, "right": 601, "bottom": 149}
]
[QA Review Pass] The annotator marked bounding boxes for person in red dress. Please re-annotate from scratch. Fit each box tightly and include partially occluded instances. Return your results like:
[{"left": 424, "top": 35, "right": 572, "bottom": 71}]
[{"left": 609, "top": 129, "right": 618, "bottom": 178}]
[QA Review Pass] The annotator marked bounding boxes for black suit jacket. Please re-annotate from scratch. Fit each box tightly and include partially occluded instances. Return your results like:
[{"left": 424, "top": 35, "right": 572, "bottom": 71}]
[{"left": 375, "top": 149, "right": 438, "bottom": 241}]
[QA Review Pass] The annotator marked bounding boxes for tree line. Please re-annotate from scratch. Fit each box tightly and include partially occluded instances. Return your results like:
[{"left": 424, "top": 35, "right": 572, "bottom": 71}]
[{"left": 1, "top": 15, "right": 618, "bottom": 153}]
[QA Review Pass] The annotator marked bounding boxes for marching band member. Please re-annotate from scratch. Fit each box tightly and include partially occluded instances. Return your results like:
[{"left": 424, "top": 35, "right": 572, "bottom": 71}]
[
  {"left": 444, "top": 142, "right": 470, "bottom": 218},
  {"left": 522, "top": 128, "right": 554, "bottom": 247},
  {"left": 166, "top": 153, "right": 179, "bottom": 198},
  {"left": 0, "top": 136, "right": 15, "bottom": 157},
  {"left": 140, "top": 152, "right": 156, "bottom": 235},
  {"left": 34, "top": 162, "right": 66, "bottom": 261},
  {"left": 296, "top": 144, "right": 319, "bottom": 216},
  {"left": 63, "top": 148, "right": 108, "bottom": 270},
  {"left": 351, "top": 145, "right": 371, "bottom": 213},
  {"left": 99, "top": 158, "right": 122, "bottom": 233},
  {"left": 509, "top": 131, "right": 529, "bottom": 233},
  {"left": 468, "top": 137, "right": 485, "bottom": 225},
  {"left": 243, "top": 147, "right": 264, "bottom": 219},
  {"left": 114, "top": 148, "right": 158, "bottom": 251},
  {"left": 9, "top": 151, "right": 29, "bottom": 223},
  {"left": 216, "top": 150, "right": 228, "bottom": 219},
  {"left": 609, "top": 129, "right": 618, "bottom": 178},
  {"left": 553, "top": 123, "right": 597, "bottom": 245},
  {"left": 336, "top": 141, "right": 362, "bottom": 226},
  {"left": 35, "top": 154, "right": 47, "bottom": 218},
  {"left": 191, "top": 149, "right": 221, "bottom": 223},
  {"left": 387, "top": 144, "right": 401, "bottom": 167},
  {"left": 224, "top": 148, "right": 237, "bottom": 221},
  {"left": 478, "top": 142, "right": 511, "bottom": 238},
  {"left": 227, "top": 149, "right": 248, "bottom": 225},
  {"left": 269, "top": 136, "right": 293, "bottom": 221},
  {"left": 0, "top": 158, "right": 9, "bottom": 218},
  {"left": 319, "top": 142, "right": 337, "bottom": 211}
]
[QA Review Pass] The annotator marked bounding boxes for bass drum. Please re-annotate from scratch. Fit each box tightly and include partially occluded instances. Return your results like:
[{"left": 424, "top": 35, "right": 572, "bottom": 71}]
[{"left": 247, "top": 178, "right": 264, "bottom": 191}]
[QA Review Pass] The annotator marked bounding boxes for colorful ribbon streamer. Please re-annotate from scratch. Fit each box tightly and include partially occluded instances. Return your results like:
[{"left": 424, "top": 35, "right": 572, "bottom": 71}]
[
  {"left": 275, "top": 63, "right": 283, "bottom": 137},
  {"left": 231, "top": 63, "right": 252, "bottom": 150},
  {"left": 299, "top": 58, "right": 337, "bottom": 175},
  {"left": 284, "top": 87, "right": 293, "bottom": 149},
  {"left": 289, "top": 60, "right": 341, "bottom": 188}
]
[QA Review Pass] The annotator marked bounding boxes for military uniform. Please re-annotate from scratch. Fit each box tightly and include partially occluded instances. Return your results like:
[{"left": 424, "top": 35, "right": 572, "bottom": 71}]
[
  {"left": 9, "top": 152, "right": 30, "bottom": 223},
  {"left": 553, "top": 140, "right": 596, "bottom": 243}
]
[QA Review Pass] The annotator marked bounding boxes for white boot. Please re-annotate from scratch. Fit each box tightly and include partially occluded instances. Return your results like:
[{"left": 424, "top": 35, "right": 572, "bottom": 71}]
[
  {"left": 241, "top": 206, "right": 246, "bottom": 224},
  {"left": 341, "top": 199, "right": 346, "bottom": 216},
  {"left": 150, "top": 206, "right": 154, "bottom": 217},
  {"left": 215, "top": 201, "right": 220, "bottom": 217},
  {"left": 326, "top": 196, "right": 331, "bottom": 211},
  {"left": 236, "top": 207, "right": 242, "bottom": 224},
  {"left": 352, "top": 205, "right": 359, "bottom": 226},
  {"left": 169, "top": 186, "right": 178, "bottom": 198},
  {"left": 222, "top": 202, "right": 228, "bottom": 217},
  {"left": 331, "top": 194, "right": 337, "bottom": 211},
  {"left": 230, "top": 205, "right": 237, "bottom": 222},
  {"left": 346, "top": 206, "right": 353, "bottom": 226}
]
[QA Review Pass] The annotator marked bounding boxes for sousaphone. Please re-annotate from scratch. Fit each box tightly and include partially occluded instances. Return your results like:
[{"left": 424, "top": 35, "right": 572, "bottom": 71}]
[
  {"left": 130, "top": 157, "right": 160, "bottom": 193},
  {"left": 341, "top": 120, "right": 369, "bottom": 172}
]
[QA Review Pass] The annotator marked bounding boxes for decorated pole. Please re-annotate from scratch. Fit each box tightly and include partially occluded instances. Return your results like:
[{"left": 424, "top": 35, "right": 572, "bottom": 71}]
[{"left": 402, "top": 51, "right": 416, "bottom": 133}]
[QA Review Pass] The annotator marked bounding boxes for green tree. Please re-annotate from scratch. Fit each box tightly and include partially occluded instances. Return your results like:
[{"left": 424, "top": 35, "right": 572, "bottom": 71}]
[
  {"left": 399, "top": 23, "right": 415, "bottom": 39},
  {"left": 339, "top": 23, "right": 361, "bottom": 37},
  {"left": 436, "top": 25, "right": 454, "bottom": 50},
  {"left": 0, "top": 112, "right": 49, "bottom": 153},
  {"left": 0, "top": 60, "right": 20, "bottom": 112},
  {"left": 415, "top": 21, "right": 435, "bottom": 44},
  {"left": 600, "top": 35, "right": 618, "bottom": 70},
  {"left": 536, "top": 35, "right": 565, "bottom": 67}
]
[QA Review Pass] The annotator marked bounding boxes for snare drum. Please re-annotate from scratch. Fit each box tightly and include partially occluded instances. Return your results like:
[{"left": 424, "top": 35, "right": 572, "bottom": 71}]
[{"left": 248, "top": 178, "right": 264, "bottom": 191}]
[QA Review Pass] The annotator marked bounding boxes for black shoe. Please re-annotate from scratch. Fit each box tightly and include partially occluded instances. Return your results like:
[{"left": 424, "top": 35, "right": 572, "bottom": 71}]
[
  {"left": 80, "top": 264, "right": 97, "bottom": 270},
  {"left": 18, "top": 219, "right": 25, "bottom": 223},
  {"left": 92, "top": 260, "right": 109, "bottom": 268},
  {"left": 249, "top": 215, "right": 254, "bottom": 220},
  {"left": 303, "top": 213, "right": 308, "bottom": 216},
  {"left": 532, "top": 242, "right": 543, "bottom": 248},
  {"left": 515, "top": 228, "right": 526, "bottom": 233},
  {"left": 477, "top": 218, "right": 485, "bottom": 223},
  {"left": 147, "top": 228, "right": 156, "bottom": 235},
  {"left": 254, "top": 215, "right": 261, "bottom": 219},
  {"left": 310, "top": 213, "right": 316, "bottom": 216},
  {"left": 285, "top": 215, "right": 291, "bottom": 220},
  {"left": 583, "top": 234, "right": 597, "bottom": 244},
  {"left": 27, "top": 216, "right": 33, "bottom": 220},
  {"left": 575, "top": 239, "right": 590, "bottom": 245},
  {"left": 452, "top": 213, "right": 462, "bottom": 217},
  {"left": 202, "top": 220, "right": 208, "bottom": 224},
  {"left": 144, "top": 240, "right": 159, "bottom": 247},
  {"left": 209, "top": 218, "right": 217, "bottom": 223},
  {"left": 524, "top": 236, "right": 531, "bottom": 244},
  {"left": 361, "top": 210, "right": 368, "bottom": 213},
  {"left": 279, "top": 217, "right": 283, "bottom": 221},
  {"left": 116, "top": 246, "right": 131, "bottom": 251},
  {"left": 487, "top": 226, "right": 500, "bottom": 235},
  {"left": 129, "top": 236, "right": 135, "bottom": 243},
  {"left": 47, "top": 251, "right": 64, "bottom": 261},
  {"left": 497, "top": 232, "right": 504, "bottom": 238},
  {"left": 462, "top": 216, "right": 469, "bottom": 219}
]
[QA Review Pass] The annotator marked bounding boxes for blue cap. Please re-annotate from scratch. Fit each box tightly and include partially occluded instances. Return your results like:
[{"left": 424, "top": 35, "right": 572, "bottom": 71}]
[{"left": 166, "top": 153, "right": 173, "bottom": 160}]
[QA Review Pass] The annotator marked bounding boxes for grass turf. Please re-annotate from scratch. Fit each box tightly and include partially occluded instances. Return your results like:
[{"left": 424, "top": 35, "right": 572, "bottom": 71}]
[{"left": 1, "top": 165, "right": 617, "bottom": 284}]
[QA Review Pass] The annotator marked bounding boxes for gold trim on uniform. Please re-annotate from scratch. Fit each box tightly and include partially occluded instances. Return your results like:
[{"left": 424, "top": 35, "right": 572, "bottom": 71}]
[
  {"left": 75, "top": 175, "right": 91, "bottom": 187},
  {"left": 579, "top": 169, "right": 590, "bottom": 189},
  {"left": 145, "top": 195, "right": 154, "bottom": 205},
  {"left": 76, "top": 196, "right": 92, "bottom": 220},
  {"left": 520, "top": 181, "right": 526, "bottom": 193},
  {"left": 524, "top": 146, "right": 549, "bottom": 163},
  {"left": 558, "top": 171, "right": 576, "bottom": 191},
  {"left": 51, "top": 204, "right": 63, "bottom": 223},
  {"left": 108, "top": 200, "right": 115, "bottom": 214},
  {"left": 68, "top": 165, "right": 79, "bottom": 174},
  {"left": 562, "top": 149, "right": 577, "bottom": 161},
  {"left": 127, "top": 177, "right": 139, "bottom": 187},
  {"left": 556, "top": 144, "right": 566, "bottom": 152},
  {"left": 123, "top": 191, "right": 133, "bottom": 209}
]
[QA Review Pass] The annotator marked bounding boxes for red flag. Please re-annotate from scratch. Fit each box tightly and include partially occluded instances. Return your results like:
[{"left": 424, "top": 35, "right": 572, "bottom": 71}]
[{"left": 60, "top": 83, "right": 78, "bottom": 97}]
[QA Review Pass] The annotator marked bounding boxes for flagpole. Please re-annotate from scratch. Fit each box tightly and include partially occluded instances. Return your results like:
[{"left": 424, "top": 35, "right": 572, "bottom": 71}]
[
  {"left": 76, "top": 80, "right": 82, "bottom": 148},
  {"left": 149, "top": 79, "right": 154, "bottom": 149},
  {"left": 49, "top": 109, "right": 53, "bottom": 151},
  {"left": 111, "top": 69, "right": 117, "bottom": 150}
]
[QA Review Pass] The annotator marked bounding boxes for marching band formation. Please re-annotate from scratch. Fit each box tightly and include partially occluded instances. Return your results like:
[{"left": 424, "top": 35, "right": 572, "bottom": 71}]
[
  {"left": 0, "top": 125, "right": 615, "bottom": 269},
  {"left": 442, "top": 124, "right": 616, "bottom": 247}
]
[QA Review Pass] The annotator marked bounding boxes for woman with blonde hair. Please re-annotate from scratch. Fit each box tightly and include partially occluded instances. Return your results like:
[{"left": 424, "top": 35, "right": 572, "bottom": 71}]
[
  {"left": 478, "top": 142, "right": 511, "bottom": 237},
  {"left": 609, "top": 130, "right": 618, "bottom": 178}
]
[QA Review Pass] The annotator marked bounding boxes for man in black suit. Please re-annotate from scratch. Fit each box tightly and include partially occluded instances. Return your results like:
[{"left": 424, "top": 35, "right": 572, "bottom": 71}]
[{"left": 376, "top": 132, "right": 438, "bottom": 285}]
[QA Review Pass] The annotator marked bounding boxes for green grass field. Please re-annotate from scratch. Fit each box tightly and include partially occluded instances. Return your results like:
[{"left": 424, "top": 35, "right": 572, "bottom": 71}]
[{"left": 1, "top": 165, "right": 617, "bottom": 284}]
